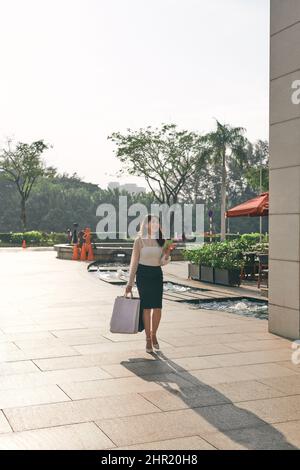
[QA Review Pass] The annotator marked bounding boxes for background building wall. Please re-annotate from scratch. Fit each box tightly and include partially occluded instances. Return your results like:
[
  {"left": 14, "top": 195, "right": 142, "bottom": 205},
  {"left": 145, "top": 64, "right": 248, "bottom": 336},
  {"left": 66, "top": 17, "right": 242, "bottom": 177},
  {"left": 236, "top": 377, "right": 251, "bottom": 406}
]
[{"left": 269, "top": 0, "right": 300, "bottom": 338}]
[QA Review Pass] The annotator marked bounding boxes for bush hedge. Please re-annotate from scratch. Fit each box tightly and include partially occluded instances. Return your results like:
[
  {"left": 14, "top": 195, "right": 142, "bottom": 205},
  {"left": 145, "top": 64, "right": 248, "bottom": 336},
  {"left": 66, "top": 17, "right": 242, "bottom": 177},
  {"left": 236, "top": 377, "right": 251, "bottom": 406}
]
[
  {"left": 183, "top": 241, "right": 244, "bottom": 270},
  {"left": 0, "top": 231, "right": 66, "bottom": 246},
  {"left": 183, "top": 234, "right": 269, "bottom": 271}
]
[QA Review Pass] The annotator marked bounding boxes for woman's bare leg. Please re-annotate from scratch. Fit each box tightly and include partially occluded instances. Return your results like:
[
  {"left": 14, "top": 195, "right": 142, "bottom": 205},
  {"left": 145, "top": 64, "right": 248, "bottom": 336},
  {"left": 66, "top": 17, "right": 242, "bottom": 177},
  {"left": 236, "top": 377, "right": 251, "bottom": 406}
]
[
  {"left": 152, "top": 308, "right": 161, "bottom": 343},
  {"left": 143, "top": 309, "right": 152, "bottom": 349}
]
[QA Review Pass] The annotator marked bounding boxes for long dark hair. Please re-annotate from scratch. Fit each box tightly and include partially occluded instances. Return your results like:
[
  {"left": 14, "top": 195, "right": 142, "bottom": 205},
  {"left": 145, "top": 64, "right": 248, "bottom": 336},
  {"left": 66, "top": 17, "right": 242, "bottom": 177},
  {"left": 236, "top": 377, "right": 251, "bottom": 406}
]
[{"left": 140, "top": 214, "right": 165, "bottom": 247}]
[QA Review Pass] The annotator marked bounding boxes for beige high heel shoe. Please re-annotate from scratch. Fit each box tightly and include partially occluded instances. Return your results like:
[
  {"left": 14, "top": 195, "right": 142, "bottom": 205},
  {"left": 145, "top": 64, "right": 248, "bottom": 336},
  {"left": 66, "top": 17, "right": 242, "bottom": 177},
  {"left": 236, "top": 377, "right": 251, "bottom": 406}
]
[
  {"left": 151, "top": 333, "right": 159, "bottom": 350},
  {"left": 146, "top": 337, "right": 153, "bottom": 353}
]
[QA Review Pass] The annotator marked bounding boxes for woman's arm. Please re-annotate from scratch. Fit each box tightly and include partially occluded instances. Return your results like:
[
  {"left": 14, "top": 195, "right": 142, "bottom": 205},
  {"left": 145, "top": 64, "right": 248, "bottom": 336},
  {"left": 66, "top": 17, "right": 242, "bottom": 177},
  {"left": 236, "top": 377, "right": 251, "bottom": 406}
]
[
  {"left": 160, "top": 249, "right": 171, "bottom": 266},
  {"left": 160, "top": 242, "right": 176, "bottom": 266},
  {"left": 127, "top": 238, "right": 141, "bottom": 287}
]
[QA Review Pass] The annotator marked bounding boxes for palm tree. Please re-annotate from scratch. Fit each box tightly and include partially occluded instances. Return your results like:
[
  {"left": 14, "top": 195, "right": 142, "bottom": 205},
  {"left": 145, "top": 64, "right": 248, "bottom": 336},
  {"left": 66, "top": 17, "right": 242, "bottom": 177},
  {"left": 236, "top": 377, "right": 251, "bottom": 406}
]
[{"left": 203, "top": 121, "right": 247, "bottom": 240}]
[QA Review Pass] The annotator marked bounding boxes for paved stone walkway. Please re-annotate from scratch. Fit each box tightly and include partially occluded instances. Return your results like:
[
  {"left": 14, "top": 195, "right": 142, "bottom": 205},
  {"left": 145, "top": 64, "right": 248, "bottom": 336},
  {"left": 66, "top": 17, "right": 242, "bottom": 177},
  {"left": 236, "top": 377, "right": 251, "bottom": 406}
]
[{"left": 0, "top": 249, "right": 299, "bottom": 449}]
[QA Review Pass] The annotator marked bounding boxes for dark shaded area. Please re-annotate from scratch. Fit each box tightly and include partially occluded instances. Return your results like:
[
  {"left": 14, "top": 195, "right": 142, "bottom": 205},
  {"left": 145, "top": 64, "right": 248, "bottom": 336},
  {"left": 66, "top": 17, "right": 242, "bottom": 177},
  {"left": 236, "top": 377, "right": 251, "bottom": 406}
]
[{"left": 121, "top": 352, "right": 297, "bottom": 450}]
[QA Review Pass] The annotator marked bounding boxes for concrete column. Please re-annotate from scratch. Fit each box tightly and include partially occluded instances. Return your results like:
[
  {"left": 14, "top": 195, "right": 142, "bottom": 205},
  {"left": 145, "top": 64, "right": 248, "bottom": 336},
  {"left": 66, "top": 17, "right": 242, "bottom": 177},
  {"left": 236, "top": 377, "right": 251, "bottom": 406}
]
[{"left": 269, "top": 0, "right": 300, "bottom": 339}]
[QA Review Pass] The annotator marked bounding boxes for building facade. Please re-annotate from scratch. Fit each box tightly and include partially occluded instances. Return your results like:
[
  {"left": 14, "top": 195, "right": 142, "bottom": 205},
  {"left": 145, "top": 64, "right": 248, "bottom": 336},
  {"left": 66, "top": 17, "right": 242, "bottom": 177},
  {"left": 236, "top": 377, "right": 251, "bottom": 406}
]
[
  {"left": 108, "top": 182, "right": 146, "bottom": 195},
  {"left": 269, "top": 0, "right": 300, "bottom": 338}
]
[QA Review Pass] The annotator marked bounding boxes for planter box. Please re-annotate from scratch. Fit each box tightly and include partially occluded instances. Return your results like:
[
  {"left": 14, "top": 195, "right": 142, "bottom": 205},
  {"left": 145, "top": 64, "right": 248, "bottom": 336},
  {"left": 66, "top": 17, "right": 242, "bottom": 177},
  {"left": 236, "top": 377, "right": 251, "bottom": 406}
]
[
  {"left": 188, "top": 263, "right": 200, "bottom": 280},
  {"left": 214, "top": 268, "right": 241, "bottom": 287},
  {"left": 200, "top": 265, "right": 215, "bottom": 283}
]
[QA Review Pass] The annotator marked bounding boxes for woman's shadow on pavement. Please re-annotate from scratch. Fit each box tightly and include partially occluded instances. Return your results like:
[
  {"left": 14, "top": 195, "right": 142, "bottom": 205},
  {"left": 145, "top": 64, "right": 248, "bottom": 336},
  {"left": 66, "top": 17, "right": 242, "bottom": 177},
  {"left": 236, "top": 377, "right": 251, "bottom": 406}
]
[{"left": 121, "top": 351, "right": 297, "bottom": 450}]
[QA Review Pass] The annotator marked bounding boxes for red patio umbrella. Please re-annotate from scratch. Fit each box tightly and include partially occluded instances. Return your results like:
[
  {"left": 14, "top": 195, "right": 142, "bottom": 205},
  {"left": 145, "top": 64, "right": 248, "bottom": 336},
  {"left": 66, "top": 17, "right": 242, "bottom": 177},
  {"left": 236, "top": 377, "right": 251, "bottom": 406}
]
[{"left": 226, "top": 192, "right": 269, "bottom": 218}]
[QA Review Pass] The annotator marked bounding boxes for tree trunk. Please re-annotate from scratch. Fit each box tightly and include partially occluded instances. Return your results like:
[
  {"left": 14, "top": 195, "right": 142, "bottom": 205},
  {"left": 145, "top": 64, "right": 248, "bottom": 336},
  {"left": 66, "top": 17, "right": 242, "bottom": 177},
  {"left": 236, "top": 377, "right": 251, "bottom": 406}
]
[
  {"left": 21, "top": 198, "right": 27, "bottom": 232},
  {"left": 165, "top": 195, "right": 177, "bottom": 239},
  {"left": 170, "top": 210, "right": 176, "bottom": 239},
  {"left": 220, "top": 151, "right": 227, "bottom": 241}
]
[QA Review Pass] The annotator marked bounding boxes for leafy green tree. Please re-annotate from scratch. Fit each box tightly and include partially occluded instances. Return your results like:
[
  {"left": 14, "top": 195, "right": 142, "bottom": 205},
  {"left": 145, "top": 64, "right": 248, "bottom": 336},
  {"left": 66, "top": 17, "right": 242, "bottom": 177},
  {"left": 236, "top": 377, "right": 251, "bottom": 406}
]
[
  {"left": 244, "top": 140, "right": 269, "bottom": 193},
  {"left": 0, "top": 175, "right": 20, "bottom": 231},
  {"left": 0, "top": 140, "right": 54, "bottom": 230},
  {"left": 0, "top": 124, "right": 269, "bottom": 237},
  {"left": 108, "top": 124, "right": 205, "bottom": 206}
]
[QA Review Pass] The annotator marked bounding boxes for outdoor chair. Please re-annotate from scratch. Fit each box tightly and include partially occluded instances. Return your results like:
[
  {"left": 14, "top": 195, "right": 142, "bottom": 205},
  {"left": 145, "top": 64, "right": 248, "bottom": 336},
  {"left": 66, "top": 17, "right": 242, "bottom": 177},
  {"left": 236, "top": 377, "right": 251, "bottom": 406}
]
[{"left": 257, "top": 253, "right": 268, "bottom": 289}]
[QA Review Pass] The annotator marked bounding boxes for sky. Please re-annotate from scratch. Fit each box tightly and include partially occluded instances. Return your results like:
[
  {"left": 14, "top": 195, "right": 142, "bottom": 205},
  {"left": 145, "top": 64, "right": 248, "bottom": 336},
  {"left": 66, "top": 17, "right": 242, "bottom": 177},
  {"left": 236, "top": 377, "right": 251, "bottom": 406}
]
[{"left": 0, "top": 0, "right": 270, "bottom": 189}]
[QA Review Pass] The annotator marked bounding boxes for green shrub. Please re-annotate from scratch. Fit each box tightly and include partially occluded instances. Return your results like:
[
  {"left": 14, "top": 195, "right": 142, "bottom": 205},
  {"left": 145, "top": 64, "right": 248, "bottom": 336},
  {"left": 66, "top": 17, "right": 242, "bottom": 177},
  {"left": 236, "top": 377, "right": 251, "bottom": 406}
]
[
  {"left": 0, "top": 233, "right": 13, "bottom": 244},
  {"left": 0, "top": 231, "right": 67, "bottom": 246},
  {"left": 184, "top": 240, "right": 245, "bottom": 271},
  {"left": 183, "top": 248, "right": 202, "bottom": 264},
  {"left": 240, "top": 233, "right": 260, "bottom": 244},
  {"left": 11, "top": 231, "right": 44, "bottom": 245},
  {"left": 50, "top": 233, "right": 67, "bottom": 244}
]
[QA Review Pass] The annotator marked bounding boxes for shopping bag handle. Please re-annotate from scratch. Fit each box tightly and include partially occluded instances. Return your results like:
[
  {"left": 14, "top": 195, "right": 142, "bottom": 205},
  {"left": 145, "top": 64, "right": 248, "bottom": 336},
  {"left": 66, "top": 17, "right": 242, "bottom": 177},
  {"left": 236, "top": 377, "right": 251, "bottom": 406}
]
[{"left": 124, "top": 291, "right": 133, "bottom": 299}]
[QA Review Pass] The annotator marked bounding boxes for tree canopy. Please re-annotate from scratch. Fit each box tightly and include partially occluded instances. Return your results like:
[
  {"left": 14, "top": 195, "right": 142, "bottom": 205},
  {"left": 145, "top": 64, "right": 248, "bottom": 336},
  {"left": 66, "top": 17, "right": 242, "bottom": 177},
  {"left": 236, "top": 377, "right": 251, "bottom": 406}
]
[
  {"left": 0, "top": 140, "right": 54, "bottom": 230},
  {"left": 0, "top": 123, "right": 269, "bottom": 236},
  {"left": 108, "top": 124, "right": 205, "bottom": 205}
]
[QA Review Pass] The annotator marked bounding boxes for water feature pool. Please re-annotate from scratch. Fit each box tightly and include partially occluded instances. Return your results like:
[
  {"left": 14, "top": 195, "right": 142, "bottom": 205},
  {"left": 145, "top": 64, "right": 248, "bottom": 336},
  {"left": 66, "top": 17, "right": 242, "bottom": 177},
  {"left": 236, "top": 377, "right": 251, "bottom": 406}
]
[
  {"left": 163, "top": 281, "right": 208, "bottom": 294},
  {"left": 87, "top": 267, "right": 268, "bottom": 320},
  {"left": 188, "top": 297, "right": 268, "bottom": 320},
  {"left": 87, "top": 262, "right": 129, "bottom": 272}
]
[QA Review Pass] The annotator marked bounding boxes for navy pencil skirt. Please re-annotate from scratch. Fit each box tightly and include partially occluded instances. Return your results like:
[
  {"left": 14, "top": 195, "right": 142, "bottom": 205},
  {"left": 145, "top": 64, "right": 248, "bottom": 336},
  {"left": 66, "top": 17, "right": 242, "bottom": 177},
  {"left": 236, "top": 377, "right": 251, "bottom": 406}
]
[{"left": 136, "top": 264, "right": 163, "bottom": 332}]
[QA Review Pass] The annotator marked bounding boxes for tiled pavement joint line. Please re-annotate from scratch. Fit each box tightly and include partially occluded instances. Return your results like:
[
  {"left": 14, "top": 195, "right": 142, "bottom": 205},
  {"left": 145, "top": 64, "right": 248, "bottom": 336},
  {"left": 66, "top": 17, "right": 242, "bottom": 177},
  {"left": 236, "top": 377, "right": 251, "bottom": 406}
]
[
  {"left": 50, "top": 328, "right": 93, "bottom": 336},
  {"left": 1, "top": 394, "right": 74, "bottom": 413},
  {"left": 0, "top": 410, "right": 13, "bottom": 433},
  {"left": 2, "top": 413, "right": 118, "bottom": 447},
  {"left": 48, "top": 331, "right": 61, "bottom": 339},
  {"left": 196, "top": 434, "right": 218, "bottom": 450},
  {"left": 140, "top": 386, "right": 300, "bottom": 409},
  {"left": 2, "top": 389, "right": 252, "bottom": 416},
  {"left": 93, "top": 422, "right": 118, "bottom": 448},
  {"left": 2, "top": 409, "right": 13, "bottom": 431},
  {"left": 66, "top": 355, "right": 297, "bottom": 378},
  {"left": 159, "top": 348, "right": 248, "bottom": 359},
  {"left": 11, "top": 341, "right": 24, "bottom": 352},
  {"left": 254, "top": 377, "right": 300, "bottom": 397},
  {"left": 6, "top": 409, "right": 162, "bottom": 434},
  {"left": 11, "top": 379, "right": 295, "bottom": 416},
  {"left": 100, "top": 336, "right": 118, "bottom": 344},
  {"left": 56, "top": 384, "right": 74, "bottom": 401},
  {"left": 4, "top": 358, "right": 45, "bottom": 365},
  {"left": 136, "top": 392, "right": 169, "bottom": 413},
  {"left": 31, "top": 361, "right": 44, "bottom": 372},
  {"left": 32, "top": 355, "right": 83, "bottom": 368},
  {"left": 260, "top": 416, "right": 300, "bottom": 427},
  {"left": 236, "top": 388, "right": 300, "bottom": 403},
  {"left": 213, "top": 389, "right": 300, "bottom": 405},
  {"left": 110, "top": 434, "right": 219, "bottom": 451}
]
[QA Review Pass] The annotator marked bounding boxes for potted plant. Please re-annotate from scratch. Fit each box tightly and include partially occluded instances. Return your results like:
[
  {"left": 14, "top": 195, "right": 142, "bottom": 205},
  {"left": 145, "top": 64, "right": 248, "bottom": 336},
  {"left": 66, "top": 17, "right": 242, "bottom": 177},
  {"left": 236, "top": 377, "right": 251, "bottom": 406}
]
[
  {"left": 184, "top": 239, "right": 247, "bottom": 286},
  {"left": 199, "top": 243, "right": 215, "bottom": 283},
  {"left": 183, "top": 248, "right": 201, "bottom": 280},
  {"left": 184, "top": 244, "right": 215, "bottom": 282},
  {"left": 214, "top": 245, "right": 244, "bottom": 286}
]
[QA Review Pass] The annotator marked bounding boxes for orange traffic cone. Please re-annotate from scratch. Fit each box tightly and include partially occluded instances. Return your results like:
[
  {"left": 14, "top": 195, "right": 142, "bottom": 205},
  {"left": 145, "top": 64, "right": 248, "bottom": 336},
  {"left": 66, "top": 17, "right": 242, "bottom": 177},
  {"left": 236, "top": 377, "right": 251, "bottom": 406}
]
[
  {"left": 80, "top": 243, "right": 87, "bottom": 261},
  {"left": 72, "top": 244, "right": 79, "bottom": 260},
  {"left": 22, "top": 239, "right": 26, "bottom": 249},
  {"left": 87, "top": 243, "right": 94, "bottom": 261}
]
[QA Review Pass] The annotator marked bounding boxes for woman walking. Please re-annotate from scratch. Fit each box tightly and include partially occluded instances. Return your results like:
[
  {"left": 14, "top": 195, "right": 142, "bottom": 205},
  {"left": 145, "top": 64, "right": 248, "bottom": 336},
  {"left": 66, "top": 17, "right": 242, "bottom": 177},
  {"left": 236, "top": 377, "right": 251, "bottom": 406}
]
[{"left": 125, "top": 215, "right": 175, "bottom": 353}]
